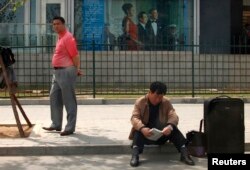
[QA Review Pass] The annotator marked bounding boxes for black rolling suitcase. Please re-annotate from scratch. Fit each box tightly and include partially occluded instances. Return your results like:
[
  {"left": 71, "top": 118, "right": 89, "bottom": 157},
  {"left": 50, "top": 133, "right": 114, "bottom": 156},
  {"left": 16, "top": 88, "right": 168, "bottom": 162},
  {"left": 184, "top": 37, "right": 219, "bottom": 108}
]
[{"left": 204, "top": 96, "right": 244, "bottom": 154}]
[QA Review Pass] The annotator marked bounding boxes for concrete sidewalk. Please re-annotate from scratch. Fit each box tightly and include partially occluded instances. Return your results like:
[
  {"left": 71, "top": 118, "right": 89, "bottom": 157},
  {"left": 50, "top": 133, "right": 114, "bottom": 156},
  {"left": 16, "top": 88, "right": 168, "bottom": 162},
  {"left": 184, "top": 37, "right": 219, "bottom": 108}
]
[{"left": 0, "top": 103, "right": 249, "bottom": 156}]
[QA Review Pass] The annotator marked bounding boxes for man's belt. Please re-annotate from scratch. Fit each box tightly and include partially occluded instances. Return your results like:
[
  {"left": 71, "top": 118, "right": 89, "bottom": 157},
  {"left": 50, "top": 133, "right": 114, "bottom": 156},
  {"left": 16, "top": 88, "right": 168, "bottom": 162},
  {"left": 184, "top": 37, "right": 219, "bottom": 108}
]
[{"left": 54, "top": 67, "right": 66, "bottom": 70}]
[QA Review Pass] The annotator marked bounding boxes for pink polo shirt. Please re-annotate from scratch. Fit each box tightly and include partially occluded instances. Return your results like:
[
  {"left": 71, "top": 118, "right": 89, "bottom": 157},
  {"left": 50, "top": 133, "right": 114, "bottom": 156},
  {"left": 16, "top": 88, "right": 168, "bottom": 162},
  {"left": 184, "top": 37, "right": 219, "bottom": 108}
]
[{"left": 52, "top": 30, "right": 78, "bottom": 67}]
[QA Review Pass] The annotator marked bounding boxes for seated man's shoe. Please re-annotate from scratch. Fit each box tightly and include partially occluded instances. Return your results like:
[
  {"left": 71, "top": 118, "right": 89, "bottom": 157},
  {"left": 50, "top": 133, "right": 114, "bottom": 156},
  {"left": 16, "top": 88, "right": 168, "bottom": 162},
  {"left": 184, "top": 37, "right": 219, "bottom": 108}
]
[
  {"left": 180, "top": 147, "right": 195, "bottom": 166},
  {"left": 130, "top": 155, "right": 139, "bottom": 167},
  {"left": 60, "top": 131, "right": 74, "bottom": 136},
  {"left": 42, "top": 127, "right": 61, "bottom": 131}
]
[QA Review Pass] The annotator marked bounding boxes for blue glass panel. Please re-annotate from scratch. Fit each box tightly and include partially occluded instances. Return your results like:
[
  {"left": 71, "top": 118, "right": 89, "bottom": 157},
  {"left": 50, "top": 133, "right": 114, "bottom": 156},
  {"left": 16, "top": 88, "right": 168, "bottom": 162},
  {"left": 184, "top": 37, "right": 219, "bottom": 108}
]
[{"left": 82, "top": 0, "right": 104, "bottom": 50}]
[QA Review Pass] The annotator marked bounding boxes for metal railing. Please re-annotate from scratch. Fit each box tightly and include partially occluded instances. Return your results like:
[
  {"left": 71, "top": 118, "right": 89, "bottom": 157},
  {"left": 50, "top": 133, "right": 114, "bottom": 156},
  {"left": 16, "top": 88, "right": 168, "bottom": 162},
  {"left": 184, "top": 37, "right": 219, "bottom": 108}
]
[{"left": 1, "top": 38, "right": 250, "bottom": 98}]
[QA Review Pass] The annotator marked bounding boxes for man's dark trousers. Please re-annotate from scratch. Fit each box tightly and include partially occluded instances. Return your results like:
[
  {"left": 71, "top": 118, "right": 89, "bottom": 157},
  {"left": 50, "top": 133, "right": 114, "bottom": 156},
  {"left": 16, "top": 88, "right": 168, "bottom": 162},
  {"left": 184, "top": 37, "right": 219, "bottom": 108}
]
[{"left": 132, "top": 126, "right": 187, "bottom": 152}]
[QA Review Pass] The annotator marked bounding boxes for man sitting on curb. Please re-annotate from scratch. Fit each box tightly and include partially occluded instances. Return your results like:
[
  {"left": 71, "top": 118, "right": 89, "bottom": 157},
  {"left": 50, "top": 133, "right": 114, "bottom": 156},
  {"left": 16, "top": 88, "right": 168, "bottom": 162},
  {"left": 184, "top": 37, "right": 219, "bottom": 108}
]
[{"left": 128, "top": 81, "right": 195, "bottom": 167}]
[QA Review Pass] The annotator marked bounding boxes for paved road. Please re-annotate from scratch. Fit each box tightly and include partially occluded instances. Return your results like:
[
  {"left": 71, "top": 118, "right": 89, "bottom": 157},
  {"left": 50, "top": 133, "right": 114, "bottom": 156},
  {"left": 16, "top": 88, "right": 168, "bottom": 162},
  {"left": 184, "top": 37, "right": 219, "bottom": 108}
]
[{"left": 0, "top": 153, "right": 207, "bottom": 170}]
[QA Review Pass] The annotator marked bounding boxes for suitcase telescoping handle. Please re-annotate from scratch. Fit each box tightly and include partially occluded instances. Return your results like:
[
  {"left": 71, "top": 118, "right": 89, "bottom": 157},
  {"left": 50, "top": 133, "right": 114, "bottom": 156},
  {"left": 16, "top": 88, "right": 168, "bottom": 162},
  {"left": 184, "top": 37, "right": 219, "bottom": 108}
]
[
  {"left": 199, "top": 119, "right": 204, "bottom": 132},
  {"left": 216, "top": 95, "right": 231, "bottom": 99}
]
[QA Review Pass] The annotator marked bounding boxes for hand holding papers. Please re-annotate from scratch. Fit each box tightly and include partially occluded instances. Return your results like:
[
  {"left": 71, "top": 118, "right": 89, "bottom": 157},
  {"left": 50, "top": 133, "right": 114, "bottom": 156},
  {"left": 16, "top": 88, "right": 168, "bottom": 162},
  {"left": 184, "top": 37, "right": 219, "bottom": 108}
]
[{"left": 146, "top": 128, "right": 163, "bottom": 141}]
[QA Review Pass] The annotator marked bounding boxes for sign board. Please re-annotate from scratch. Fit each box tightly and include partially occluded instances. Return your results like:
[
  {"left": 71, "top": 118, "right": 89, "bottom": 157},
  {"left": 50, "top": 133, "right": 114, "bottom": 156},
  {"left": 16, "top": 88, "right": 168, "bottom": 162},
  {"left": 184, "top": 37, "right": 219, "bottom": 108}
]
[{"left": 83, "top": 0, "right": 104, "bottom": 50}]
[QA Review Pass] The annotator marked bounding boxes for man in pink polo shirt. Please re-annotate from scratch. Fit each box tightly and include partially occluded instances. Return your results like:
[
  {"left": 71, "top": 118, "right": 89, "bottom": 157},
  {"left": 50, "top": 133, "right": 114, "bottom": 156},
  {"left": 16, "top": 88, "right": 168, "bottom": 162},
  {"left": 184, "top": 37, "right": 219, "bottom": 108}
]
[{"left": 43, "top": 16, "right": 82, "bottom": 136}]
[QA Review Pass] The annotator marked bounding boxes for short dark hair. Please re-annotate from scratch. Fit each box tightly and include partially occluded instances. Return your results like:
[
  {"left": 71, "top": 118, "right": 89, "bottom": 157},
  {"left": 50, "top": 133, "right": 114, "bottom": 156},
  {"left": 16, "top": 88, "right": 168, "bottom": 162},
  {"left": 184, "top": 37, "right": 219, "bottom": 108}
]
[
  {"left": 122, "top": 3, "right": 133, "bottom": 15},
  {"left": 52, "top": 16, "right": 65, "bottom": 24},
  {"left": 138, "top": 11, "right": 146, "bottom": 20},
  {"left": 149, "top": 8, "right": 157, "bottom": 14},
  {"left": 150, "top": 81, "right": 167, "bottom": 95}
]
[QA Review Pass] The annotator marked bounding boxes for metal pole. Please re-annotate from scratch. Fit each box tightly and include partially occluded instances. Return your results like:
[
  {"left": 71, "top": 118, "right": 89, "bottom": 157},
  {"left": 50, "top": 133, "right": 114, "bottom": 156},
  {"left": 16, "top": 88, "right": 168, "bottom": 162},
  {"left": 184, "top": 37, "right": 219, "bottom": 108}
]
[
  {"left": 92, "top": 34, "right": 96, "bottom": 98},
  {"left": 191, "top": 0, "right": 195, "bottom": 98},
  {"left": 192, "top": 41, "right": 195, "bottom": 98}
]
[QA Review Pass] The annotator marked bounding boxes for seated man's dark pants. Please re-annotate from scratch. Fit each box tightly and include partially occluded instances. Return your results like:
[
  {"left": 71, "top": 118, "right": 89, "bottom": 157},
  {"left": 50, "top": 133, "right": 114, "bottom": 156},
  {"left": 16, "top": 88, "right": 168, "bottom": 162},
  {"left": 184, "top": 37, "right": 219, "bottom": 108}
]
[{"left": 132, "top": 126, "right": 187, "bottom": 154}]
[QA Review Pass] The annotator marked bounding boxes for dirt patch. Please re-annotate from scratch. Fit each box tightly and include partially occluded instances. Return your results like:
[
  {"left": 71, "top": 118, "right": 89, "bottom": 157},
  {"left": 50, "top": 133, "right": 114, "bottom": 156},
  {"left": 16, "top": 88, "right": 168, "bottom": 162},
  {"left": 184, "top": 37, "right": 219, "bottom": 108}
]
[{"left": 0, "top": 124, "right": 34, "bottom": 138}]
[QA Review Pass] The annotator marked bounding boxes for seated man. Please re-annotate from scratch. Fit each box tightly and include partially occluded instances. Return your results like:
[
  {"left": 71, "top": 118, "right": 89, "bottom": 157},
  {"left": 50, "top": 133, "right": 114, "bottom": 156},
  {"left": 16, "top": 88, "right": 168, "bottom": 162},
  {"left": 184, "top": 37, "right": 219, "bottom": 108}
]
[{"left": 128, "top": 81, "right": 194, "bottom": 167}]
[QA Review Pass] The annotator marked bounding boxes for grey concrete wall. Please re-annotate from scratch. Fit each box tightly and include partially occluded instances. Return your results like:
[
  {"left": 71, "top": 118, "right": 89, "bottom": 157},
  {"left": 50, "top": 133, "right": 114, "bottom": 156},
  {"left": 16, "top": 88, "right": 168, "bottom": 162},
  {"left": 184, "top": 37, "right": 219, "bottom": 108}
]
[{"left": 14, "top": 51, "right": 250, "bottom": 90}]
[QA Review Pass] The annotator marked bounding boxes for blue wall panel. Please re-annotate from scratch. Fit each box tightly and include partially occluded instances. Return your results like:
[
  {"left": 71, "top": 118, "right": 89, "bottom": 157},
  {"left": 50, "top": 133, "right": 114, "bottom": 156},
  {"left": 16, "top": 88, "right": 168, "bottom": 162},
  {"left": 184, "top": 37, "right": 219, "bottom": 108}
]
[{"left": 82, "top": 0, "right": 104, "bottom": 50}]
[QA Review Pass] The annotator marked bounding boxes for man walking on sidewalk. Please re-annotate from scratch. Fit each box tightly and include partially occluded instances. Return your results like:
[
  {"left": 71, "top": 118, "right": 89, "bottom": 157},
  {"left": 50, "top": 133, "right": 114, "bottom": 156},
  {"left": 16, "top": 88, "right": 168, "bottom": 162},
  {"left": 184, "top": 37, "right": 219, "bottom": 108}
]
[
  {"left": 43, "top": 16, "right": 82, "bottom": 136},
  {"left": 128, "top": 81, "right": 194, "bottom": 167}
]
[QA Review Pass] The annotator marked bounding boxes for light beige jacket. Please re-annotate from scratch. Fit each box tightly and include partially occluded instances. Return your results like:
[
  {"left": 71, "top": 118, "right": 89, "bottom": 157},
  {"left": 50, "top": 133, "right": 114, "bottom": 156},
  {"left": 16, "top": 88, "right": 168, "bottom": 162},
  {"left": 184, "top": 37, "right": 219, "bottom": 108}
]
[{"left": 129, "top": 95, "right": 179, "bottom": 140}]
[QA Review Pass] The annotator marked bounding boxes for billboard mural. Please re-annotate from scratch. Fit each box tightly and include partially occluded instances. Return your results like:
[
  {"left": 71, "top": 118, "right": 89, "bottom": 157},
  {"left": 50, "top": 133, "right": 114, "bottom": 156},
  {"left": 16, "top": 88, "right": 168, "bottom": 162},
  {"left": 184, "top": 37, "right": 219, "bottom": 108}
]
[{"left": 82, "top": 0, "right": 193, "bottom": 51}]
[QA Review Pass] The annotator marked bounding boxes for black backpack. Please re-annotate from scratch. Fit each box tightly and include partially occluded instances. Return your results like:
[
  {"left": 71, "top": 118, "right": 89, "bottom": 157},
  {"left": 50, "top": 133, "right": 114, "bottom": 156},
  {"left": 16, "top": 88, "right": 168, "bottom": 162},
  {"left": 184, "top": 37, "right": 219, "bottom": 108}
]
[{"left": 0, "top": 47, "right": 15, "bottom": 67}]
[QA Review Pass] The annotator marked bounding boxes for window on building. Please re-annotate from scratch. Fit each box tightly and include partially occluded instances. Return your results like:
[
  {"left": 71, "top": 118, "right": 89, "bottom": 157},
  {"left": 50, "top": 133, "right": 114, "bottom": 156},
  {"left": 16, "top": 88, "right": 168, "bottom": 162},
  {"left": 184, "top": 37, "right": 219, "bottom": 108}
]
[{"left": 0, "top": 1, "right": 24, "bottom": 46}]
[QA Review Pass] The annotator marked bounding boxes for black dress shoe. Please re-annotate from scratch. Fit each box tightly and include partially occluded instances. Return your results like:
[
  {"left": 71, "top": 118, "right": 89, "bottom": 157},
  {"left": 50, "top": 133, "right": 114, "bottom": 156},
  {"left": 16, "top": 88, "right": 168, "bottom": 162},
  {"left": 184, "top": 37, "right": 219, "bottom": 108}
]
[
  {"left": 60, "top": 131, "right": 74, "bottom": 136},
  {"left": 130, "top": 155, "right": 139, "bottom": 167},
  {"left": 180, "top": 147, "right": 195, "bottom": 166},
  {"left": 42, "top": 127, "right": 61, "bottom": 131}
]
